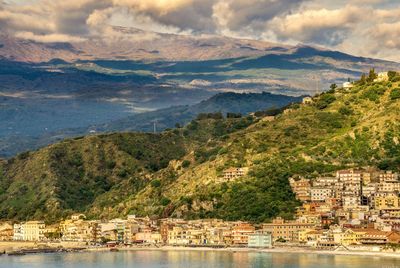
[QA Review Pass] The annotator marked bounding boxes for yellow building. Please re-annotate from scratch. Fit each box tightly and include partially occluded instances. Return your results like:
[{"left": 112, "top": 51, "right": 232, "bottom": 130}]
[
  {"left": 374, "top": 193, "right": 399, "bottom": 210},
  {"left": 23, "top": 221, "right": 45, "bottom": 241},
  {"left": 167, "top": 226, "right": 189, "bottom": 245},
  {"left": 263, "top": 217, "right": 315, "bottom": 242},
  {"left": 60, "top": 217, "right": 99, "bottom": 242}
]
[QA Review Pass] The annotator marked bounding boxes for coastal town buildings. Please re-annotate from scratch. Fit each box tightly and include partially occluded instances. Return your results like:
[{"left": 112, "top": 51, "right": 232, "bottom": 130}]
[
  {"left": 3, "top": 167, "right": 399, "bottom": 252},
  {"left": 289, "top": 178, "right": 311, "bottom": 202},
  {"left": 13, "top": 221, "right": 45, "bottom": 241},
  {"left": 248, "top": 232, "right": 272, "bottom": 248},
  {"left": 262, "top": 217, "right": 315, "bottom": 242}
]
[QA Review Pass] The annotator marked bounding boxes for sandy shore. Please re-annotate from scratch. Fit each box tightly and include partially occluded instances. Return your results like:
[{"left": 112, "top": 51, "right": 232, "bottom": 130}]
[
  {"left": 86, "top": 245, "right": 400, "bottom": 258},
  {"left": 1, "top": 242, "right": 399, "bottom": 259}
]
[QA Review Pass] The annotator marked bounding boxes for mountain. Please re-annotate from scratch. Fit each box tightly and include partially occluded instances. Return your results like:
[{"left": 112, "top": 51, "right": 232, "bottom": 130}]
[
  {"left": 1, "top": 72, "right": 399, "bottom": 222},
  {"left": 0, "top": 27, "right": 282, "bottom": 62},
  {"left": 0, "top": 92, "right": 302, "bottom": 157},
  {"left": 1, "top": 26, "right": 400, "bottom": 158}
]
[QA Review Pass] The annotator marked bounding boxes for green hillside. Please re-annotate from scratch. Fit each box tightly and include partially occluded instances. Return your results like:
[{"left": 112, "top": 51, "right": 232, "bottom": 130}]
[{"left": 1, "top": 71, "right": 400, "bottom": 223}]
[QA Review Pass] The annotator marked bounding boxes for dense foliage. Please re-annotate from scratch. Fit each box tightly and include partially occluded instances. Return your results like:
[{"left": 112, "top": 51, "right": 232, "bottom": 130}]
[{"left": 0, "top": 73, "right": 399, "bottom": 223}]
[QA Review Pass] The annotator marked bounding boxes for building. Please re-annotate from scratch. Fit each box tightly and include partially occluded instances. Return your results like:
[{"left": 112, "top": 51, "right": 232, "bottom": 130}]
[
  {"left": 313, "top": 177, "right": 338, "bottom": 188},
  {"left": 374, "top": 193, "right": 400, "bottom": 210},
  {"left": 378, "top": 181, "right": 400, "bottom": 193},
  {"left": 0, "top": 223, "right": 13, "bottom": 241},
  {"left": 289, "top": 177, "right": 311, "bottom": 202},
  {"left": 232, "top": 223, "right": 255, "bottom": 245},
  {"left": 13, "top": 221, "right": 46, "bottom": 241},
  {"left": 60, "top": 215, "right": 100, "bottom": 242},
  {"left": 302, "top": 97, "right": 313, "bottom": 104},
  {"left": 248, "top": 232, "right": 272, "bottom": 248},
  {"left": 373, "top": 72, "right": 389, "bottom": 82},
  {"left": 310, "top": 187, "right": 333, "bottom": 202},
  {"left": 342, "top": 195, "right": 361, "bottom": 208},
  {"left": 359, "top": 229, "right": 400, "bottom": 244},
  {"left": 168, "top": 225, "right": 189, "bottom": 245},
  {"left": 12, "top": 224, "right": 24, "bottom": 241},
  {"left": 222, "top": 168, "right": 247, "bottom": 181},
  {"left": 262, "top": 217, "right": 315, "bottom": 242},
  {"left": 342, "top": 82, "right": 354, "bottom": 89},
  {"left": 379, "top": 171, "right": 399, "bottom": 182}
]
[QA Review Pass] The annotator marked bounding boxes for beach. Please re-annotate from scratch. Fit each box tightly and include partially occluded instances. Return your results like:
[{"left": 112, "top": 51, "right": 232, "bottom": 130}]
[{"left": 85, "top": 245, "right": 400, "bottom": 259}]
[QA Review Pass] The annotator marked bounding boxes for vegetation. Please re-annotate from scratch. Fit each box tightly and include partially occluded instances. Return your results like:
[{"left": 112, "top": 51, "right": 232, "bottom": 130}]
[{"left": 0, "top": 73, "right": 399, "bottom": 223}]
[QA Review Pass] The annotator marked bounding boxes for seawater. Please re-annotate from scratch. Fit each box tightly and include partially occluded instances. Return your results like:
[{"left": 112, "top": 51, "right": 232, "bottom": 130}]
[{"left": 0, "top": 250, "right": 399, "bottom": 268}]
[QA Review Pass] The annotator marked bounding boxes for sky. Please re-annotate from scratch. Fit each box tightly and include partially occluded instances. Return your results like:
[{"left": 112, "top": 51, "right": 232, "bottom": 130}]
[{"left": 1, "top": 0, "right": 400, "bottom": 61}]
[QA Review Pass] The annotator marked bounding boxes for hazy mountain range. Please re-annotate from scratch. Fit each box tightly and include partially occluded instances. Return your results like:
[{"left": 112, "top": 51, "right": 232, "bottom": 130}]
[{"left": 1, "top": 26, "right": 400, "bottom": 157}]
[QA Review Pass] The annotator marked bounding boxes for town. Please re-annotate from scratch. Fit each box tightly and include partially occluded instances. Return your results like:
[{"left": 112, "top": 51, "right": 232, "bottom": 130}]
[{"left": 0, "top": 167, "right": 399, "bottom": 252}]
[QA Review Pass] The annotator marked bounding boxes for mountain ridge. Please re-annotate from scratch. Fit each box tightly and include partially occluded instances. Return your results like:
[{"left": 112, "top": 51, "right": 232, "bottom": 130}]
[{"left": 1, "top": 71, "right": 399, "bottom": 223}]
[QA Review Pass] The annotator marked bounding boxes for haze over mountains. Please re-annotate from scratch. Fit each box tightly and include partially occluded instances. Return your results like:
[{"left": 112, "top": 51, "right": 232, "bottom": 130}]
[{"left": 1, "top": 26, "right": 400, "bottom": 157}]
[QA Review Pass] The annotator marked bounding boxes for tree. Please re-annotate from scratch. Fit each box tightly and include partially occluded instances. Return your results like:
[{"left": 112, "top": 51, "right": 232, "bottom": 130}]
[
  {"left": 181, "top": 160, "right": 191, "bottom": 168},
  {"left": 359, "top": 73, "right": 367, "bottom": 85},
  {"left": 367, "top": 68, "right": 377, "bottom": 82},
  {"left": 330, "top": 83, "right": 337, "bottom": 91},
  {"left": 227, "top": 112, "right": 242, "bottom": 119}
]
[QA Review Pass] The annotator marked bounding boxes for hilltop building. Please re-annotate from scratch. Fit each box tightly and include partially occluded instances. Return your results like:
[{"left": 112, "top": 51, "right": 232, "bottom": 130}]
[
  {"left": 222, "top": 167, "right": 247, "bottom": 181},
  {"left": 374, "top": 72, "right": 389, "bottom": 82}
]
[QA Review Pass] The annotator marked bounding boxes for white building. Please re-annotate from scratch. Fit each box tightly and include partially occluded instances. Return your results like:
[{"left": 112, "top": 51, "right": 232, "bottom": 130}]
[
  {"left": 13, "top": 221, "right": 45, "bottom": 241},
  {"left": 310, "top": 187, "right": 333, "bottom": 201},
  {"left": 342, "top": 82, "right": 354, "bottom": 89},
  {"left": 248, "top": 232, "right": 272, "bottom": 248},
  {"left": 13, "top": 224, "right": 24, "bottom": 241},
  {"left": 374, "top": 72, "right": 389, "bottom": 82}
]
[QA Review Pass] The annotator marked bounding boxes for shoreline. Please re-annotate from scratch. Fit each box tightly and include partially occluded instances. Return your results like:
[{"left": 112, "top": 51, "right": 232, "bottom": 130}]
[
  {"left": 0, "top": 241, "right": 398, "bottom": 259},
  {"left": 85, "top": 245, "right": 400, "bottom": 258}
]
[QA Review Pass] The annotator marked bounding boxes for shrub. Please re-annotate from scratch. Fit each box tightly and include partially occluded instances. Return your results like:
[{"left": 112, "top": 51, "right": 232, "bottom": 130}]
[
  {"left": 160, "top": 197, "right": 171, "bottom": 206},
  {"left": 362, "top": 86, "right": 386, "bottom": 101},
  {"left": 181, "top": 160, "right": 191, "bottom": 168},
  {"left": 390, "top": 88, "right": 400, "bottom": 100},
  {"left": 151, "top": 179, "right": 161, "bottom": 188},
  {"left": 339, "top": 106, "right": 353, "bottom": 116},
  {"left": 388, "top": 71, "right": 399, "bottom": 81},
  {"left": 117, "top": 169, "right": 128, "bottom": 178},
  {"left": 315, "top": 94, "right": 336, "bottom": 109}
]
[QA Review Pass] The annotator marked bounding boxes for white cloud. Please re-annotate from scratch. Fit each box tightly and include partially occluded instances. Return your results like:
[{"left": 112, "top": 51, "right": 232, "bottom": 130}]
[
  {"left": 14, "top": 31, "right": 86, "bottom": 43},
  {"left": 268, "top": 5, "right": 367, "bottom": 46},
  {"left": 1, "top": 0, "right": 400, "bottom": 60}
]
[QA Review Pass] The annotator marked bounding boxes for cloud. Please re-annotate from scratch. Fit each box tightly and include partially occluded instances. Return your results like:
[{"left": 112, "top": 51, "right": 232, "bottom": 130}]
[
  {"left": 1, "top": 0, "right": 400, "bottom": 61},
  {"left": 213, "top": 0, "right": 305, "bottom": 32},
  {"left": 14, "top": 31, "right": 86, "bottom": 43},
  {"left": 268, "top": 5, "right": 367, "bottom": 46},
  {"left": 370, "top": 21, "right": 400, "bottom": 50}
]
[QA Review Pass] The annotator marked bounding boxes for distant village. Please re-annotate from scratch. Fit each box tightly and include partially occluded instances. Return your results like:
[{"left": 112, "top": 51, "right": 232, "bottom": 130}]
[{"left": 0, "top": 167, "right": 398, "bottom": 251}]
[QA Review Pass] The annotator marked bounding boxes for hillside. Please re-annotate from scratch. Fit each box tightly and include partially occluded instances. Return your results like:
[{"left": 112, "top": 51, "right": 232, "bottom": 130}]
[
  {"left": 0, "top": 92, "right": 301, "bottom": 157},
  {"left": 0, "top": 71, "right": 399, "bottom": 223}
]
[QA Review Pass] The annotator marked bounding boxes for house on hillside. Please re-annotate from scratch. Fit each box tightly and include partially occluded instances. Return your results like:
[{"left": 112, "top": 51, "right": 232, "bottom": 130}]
[
  {"left": 222, "top": 167, "right": 248, "bottom": 182},
  {"left": 342, "top": 82, "right": 354, "bottom": 90},
  {"left": 302, "top": 97, "right": 313, "bottom": 104},
  {"left": 374, "top": 72, "right": 389, "bottom": 82}
]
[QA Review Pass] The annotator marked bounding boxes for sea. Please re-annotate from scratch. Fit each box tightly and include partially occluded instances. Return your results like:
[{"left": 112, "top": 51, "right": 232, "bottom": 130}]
[{"left": 0, "top": 250, "right": 398, "bottom": 268}]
